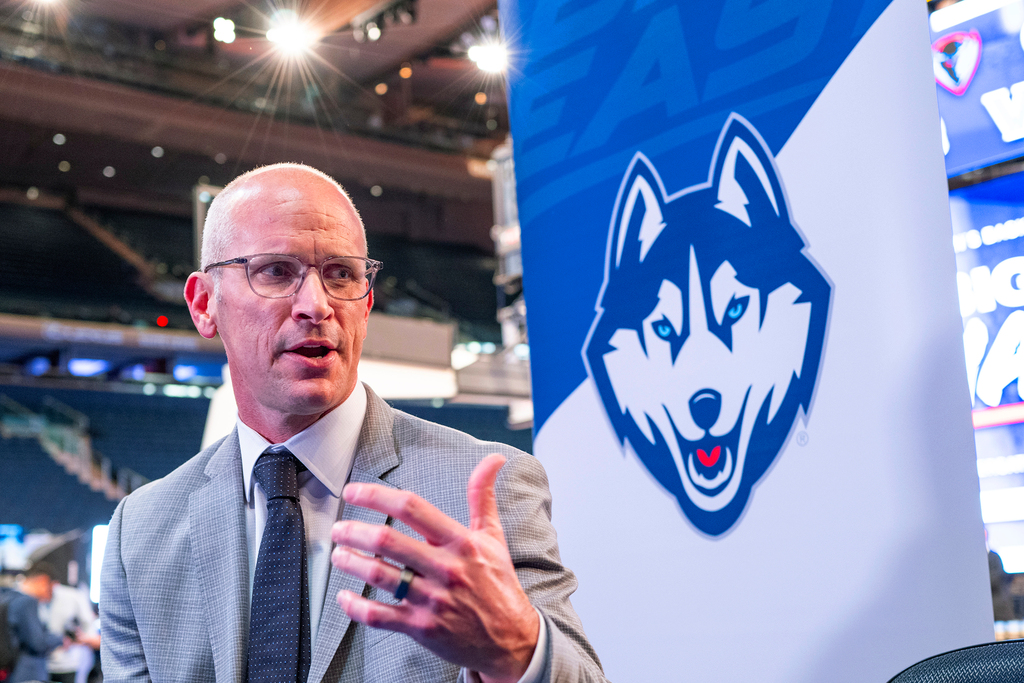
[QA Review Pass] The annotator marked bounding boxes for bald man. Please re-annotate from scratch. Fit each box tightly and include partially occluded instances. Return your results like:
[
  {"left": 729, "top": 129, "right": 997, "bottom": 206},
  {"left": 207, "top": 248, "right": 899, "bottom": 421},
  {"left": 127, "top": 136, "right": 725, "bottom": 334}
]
[{"left": 100, "top": 164, "right": 606, "bottom": 683}]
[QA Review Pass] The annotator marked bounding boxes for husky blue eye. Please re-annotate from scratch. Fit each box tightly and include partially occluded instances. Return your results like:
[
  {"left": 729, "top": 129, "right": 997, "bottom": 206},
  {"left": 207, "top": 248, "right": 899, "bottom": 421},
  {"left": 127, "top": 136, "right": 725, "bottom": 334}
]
[
  {"left": 726, "top": 296, "right": 749, "bottom": 321},
  {"left": 653, "top": 318, "right": 674, "bottom": 340}
]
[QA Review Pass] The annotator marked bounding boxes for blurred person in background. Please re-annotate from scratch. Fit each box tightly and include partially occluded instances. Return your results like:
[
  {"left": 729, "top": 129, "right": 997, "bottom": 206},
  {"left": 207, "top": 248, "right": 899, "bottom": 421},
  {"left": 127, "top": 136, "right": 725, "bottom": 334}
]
[
  {"left": 20, "top": 562, "right": 99, "bottom": 683},
  {"left": 4, "top": 565, "right": 64, "bottom": 683},
  {"left": 44, "top": 572, "right": 99, "bottom": 683}
]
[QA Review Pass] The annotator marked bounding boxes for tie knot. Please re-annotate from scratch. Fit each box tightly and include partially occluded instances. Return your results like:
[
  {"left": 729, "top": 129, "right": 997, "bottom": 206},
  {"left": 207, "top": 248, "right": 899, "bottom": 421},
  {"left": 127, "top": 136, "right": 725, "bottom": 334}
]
[{"left": 253, "top": 446, "right": 300, "bottom": 500}]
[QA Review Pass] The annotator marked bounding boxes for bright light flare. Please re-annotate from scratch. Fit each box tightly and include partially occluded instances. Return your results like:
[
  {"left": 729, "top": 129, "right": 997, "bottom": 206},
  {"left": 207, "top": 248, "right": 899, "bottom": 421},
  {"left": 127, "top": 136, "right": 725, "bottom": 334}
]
[
  {"left": 213, "top": 17, "right": 236, "bottom": 44},
  {"left": 267, "top": 9, "right": 317, "bottom": 55},
  {"left": 468, "top": 42, "right": 508, "bottom": 74}
]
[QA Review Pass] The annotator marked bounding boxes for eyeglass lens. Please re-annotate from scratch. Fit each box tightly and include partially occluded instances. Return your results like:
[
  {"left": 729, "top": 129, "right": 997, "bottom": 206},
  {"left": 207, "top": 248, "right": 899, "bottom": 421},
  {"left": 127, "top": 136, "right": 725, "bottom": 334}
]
[{"left": 246, "top": 255, "right": 372, "bottom": 299}]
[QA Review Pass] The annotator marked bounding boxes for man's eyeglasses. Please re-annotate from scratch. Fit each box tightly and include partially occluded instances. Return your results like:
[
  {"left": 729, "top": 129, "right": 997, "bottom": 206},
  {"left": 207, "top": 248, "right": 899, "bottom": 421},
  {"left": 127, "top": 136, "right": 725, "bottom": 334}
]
[{"left": 203, "top": 254, "right": 383, "bottom": 301}]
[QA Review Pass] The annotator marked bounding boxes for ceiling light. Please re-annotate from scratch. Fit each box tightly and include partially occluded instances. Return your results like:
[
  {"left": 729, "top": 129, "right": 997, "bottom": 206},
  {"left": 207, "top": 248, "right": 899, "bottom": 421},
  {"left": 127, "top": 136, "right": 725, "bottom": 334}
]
[
  {"left": 375, "top": 82, "right": 388, "bottom": 95},
  {"left": 173, "top": 365, "right": 197, "bottom": 381},
  {"left": 52, "top": 133, "right": 65, "bottom": 145},
  {"left": 151, "top": 146, "right": 164, "bottom": 158},
  {"left": 366, "top": 21, "right": 381, "bottom": 41},
  {"left": 58, "top": 161, "right": 70, "bottom": 172},
  {"left": 68, "top": 359, "right": 110, "bottom": 377},
  {"left": 468, "top": 42, "right": 508, "bottom": 74},
  {"left": 26, "top": 356, "right": 50, "bottom": 376},
  {"left": 213, "top": 17, "right": 235, "bottom": 44},
  {"left": 399, "top": 64, "right": 412, "bottom": 79},
  {"left": 474, "top": 91, "right": 487, "bottom": 105},
  {"left": 103, "top": 166, "right": 116, "bottom": 178},
  {"left": 267, "top": 9, "right": 316, "bottom": 55},
  {"left": 396, "top": 3, "right": 415, "bottom": 25}
]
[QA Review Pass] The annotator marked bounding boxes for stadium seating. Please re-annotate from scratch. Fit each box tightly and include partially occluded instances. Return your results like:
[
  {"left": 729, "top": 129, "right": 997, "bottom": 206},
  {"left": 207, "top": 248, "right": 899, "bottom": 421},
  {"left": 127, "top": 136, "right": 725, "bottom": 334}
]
[
  {"left": 1, "top": 385, "right": 529, "bottom": 482},
  {"left": 0, "top": 385, "right": 208, "bottom": 481},
  {"left": 369, "top": 234, "right": 499, "bottom": 330},
  {"left": 0, "top": 437, "right": 116, "bottom": 533},
  {"left": 0, "top": 202, "right": 187, "bottom": 325},
  {"left": 392, "top": 401, "right": 532, "bottom": 454},
  {"left": 0, "top": 203, "right": 153, "bottom": 305},
  {"left": 89, "top": 207, "right": 195, "bottom": 278}
]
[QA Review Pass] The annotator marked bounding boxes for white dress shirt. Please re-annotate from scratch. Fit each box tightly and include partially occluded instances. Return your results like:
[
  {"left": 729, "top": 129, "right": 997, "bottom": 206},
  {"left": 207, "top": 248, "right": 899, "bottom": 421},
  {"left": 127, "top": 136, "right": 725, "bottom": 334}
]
[{"left": 236, "top": 382, "right": 546, "bottom": 682}]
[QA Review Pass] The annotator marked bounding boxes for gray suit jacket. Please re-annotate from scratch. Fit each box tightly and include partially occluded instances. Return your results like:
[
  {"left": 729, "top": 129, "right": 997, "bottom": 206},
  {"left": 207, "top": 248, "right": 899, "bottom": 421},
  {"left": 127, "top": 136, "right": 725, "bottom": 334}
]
[{"left": 101, "top": 386, "right": 606, "bottom": 682}]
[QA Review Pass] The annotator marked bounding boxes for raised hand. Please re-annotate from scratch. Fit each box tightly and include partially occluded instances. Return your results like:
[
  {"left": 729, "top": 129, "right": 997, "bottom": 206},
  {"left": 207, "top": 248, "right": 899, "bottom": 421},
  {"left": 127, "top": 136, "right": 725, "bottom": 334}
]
[{"left": 330, "top": 453, "right": 540, "bottom": 683}]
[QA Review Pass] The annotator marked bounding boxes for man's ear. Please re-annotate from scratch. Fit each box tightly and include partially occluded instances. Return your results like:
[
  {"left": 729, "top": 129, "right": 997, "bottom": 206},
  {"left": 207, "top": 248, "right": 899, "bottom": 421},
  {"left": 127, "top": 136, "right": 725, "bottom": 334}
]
[{"left": 185, "top": 272, "right": 218, "bottom": 339}]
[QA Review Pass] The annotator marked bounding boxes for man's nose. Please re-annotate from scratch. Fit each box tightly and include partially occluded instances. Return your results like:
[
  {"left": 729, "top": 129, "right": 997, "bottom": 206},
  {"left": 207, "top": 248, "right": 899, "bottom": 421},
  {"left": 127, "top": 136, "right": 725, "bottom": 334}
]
[{"left": 291, "top": 268, "right": 333, "bottom": 323}]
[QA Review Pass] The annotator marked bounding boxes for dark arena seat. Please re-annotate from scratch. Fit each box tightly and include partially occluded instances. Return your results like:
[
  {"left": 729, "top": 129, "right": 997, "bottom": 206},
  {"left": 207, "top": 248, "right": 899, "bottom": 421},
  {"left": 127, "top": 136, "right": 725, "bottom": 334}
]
[
  {"left": 0, "top": 437, "right": 117, "bottom": 533},
  {"left": 0, "top": 385, "right": 209, "bottom": 482},
  {"left": 391, "top": 401, "right": 532, "bottom": 454},
  {"left": 89, "top": 208, "right": 195, "bottom": 279},
  {"left": 888, "top": 641, "right": 1024, "bottom": 683},
  {"left": 368, "top": 234, "right": 499, "bottom": 327},
  {"left": 0, "top": 203, "right": 153, "bottom": 306},
  {"left": 0, "top": 202, "right": 192, "bottom": 327}
]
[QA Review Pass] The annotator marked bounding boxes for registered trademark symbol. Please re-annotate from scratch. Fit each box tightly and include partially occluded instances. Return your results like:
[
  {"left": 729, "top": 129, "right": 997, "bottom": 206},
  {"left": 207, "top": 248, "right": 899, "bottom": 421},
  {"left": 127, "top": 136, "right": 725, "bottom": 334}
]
[{"left": 796, "top": 431, "right": 809, "bottom": 446}]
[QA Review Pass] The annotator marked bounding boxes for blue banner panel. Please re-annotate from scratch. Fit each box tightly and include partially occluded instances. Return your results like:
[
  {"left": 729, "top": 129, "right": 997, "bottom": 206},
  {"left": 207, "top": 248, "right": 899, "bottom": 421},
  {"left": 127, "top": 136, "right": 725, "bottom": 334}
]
[
  {"left": 502, "top": 0, "right": 994, "bottom": 680},
  {"left": 502, "top": 0, "right": 890, "bottom": 431}
]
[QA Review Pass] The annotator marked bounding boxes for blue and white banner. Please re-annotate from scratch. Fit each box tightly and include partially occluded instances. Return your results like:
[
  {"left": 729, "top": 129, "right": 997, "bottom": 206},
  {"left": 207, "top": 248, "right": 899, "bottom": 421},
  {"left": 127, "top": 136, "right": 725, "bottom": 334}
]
[{"left": 500, "top": 0, "right": 994, "bottom": 680}]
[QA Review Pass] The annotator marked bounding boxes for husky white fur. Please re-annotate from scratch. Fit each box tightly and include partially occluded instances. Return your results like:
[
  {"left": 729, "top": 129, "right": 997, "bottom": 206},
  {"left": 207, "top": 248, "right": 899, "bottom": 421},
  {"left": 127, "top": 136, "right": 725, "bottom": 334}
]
[{"left": 583, "top": 114, "right": 831, "bottom": 536}]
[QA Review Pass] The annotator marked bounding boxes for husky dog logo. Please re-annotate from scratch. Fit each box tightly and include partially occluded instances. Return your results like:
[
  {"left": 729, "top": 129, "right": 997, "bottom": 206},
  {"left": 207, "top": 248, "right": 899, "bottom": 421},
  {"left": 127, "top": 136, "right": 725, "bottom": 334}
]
[
  {"left": 583, "top": 114, "right": 831, "bottom": 537},
  {"left": 932, "top": 30, "right": 981, "bottom": 97}
]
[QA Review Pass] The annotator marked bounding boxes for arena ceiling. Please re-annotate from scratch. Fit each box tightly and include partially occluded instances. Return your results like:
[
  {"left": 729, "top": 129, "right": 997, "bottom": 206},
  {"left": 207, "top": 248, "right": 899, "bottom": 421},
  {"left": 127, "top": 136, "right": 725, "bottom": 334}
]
[{"left": 0, "top": 0, "right": 506, "bottom": 213}]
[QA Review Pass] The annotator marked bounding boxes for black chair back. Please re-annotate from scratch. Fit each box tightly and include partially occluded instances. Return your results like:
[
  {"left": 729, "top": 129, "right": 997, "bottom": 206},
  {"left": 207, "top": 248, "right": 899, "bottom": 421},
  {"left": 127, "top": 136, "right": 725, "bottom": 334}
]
[{"left": 888, "top": 641, "right": 1024, "bottom": 682}]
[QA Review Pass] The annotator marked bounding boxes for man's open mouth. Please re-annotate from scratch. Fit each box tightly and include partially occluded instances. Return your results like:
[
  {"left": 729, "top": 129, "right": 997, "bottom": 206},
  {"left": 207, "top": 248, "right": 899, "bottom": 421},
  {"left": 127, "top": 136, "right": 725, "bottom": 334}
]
[{"left": 286, "top": 343, "right": 334, "bottom": 359}]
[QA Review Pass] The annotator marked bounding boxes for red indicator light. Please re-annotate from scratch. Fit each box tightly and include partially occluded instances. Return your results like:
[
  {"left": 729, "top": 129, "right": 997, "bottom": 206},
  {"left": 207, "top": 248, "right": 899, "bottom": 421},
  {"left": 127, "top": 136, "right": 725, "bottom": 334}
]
[{"left": 156, "top": 315, "right": 169, "bottom": 327}]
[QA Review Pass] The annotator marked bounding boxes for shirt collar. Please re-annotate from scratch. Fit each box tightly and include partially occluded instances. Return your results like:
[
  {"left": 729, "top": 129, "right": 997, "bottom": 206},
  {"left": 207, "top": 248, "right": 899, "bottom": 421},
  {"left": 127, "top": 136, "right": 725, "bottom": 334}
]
[{"left": 237, "top": 382, "right": 368, "bottom": 502}]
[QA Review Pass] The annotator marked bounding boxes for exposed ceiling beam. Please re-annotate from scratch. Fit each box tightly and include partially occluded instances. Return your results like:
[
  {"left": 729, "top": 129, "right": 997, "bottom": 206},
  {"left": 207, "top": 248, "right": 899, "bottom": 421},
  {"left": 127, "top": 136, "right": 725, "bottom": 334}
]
[{"left": 306, "top": 0, "right": 392, "bottom": 35}]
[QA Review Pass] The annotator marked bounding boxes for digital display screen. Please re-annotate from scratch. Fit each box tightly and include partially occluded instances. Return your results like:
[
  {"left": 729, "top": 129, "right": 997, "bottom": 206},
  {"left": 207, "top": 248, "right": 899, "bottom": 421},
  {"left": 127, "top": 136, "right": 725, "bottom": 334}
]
[
  {"left": 950, "top": 170, "right": 1024, "bottom": 569},
  {"left": 931, "top": 0, "right": 1024, "bottom": 176}
]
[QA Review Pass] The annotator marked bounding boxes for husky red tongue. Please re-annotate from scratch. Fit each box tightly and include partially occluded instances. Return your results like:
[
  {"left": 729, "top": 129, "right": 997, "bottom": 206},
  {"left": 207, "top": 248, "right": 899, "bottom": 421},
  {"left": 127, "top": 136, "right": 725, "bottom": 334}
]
[{"left": 697, "top": 446, "right": 721, "bottom": 467}]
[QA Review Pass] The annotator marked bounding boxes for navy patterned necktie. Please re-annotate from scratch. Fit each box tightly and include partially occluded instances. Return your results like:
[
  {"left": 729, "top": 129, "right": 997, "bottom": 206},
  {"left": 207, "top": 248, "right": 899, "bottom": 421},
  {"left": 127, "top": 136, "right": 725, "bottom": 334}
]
[{"left": 248, "top": 445, "right": 311, "bottom": 683}]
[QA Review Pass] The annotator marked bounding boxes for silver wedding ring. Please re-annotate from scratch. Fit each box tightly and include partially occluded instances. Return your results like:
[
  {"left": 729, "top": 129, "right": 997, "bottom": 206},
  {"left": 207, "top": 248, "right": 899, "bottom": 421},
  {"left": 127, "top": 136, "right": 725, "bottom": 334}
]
[{"left": 394, "top": 567, "right": 415, "bottom": 601}]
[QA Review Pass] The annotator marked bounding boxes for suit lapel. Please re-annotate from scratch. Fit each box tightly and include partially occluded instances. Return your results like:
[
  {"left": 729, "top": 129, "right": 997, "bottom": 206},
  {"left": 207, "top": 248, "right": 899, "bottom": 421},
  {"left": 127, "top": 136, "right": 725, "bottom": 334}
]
[
  {"left": 190, "top": 431, "right": 250, "bottom": 683},
  {"left": 308, "top": 386, "right": 400, "bottom": 683}
]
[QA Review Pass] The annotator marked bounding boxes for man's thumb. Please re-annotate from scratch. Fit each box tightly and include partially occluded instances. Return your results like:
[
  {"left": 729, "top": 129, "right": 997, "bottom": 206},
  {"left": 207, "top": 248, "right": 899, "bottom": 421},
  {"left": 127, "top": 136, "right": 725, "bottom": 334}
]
[{"left": 468, "top": 453, "right": 506, "bottom": 534}]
